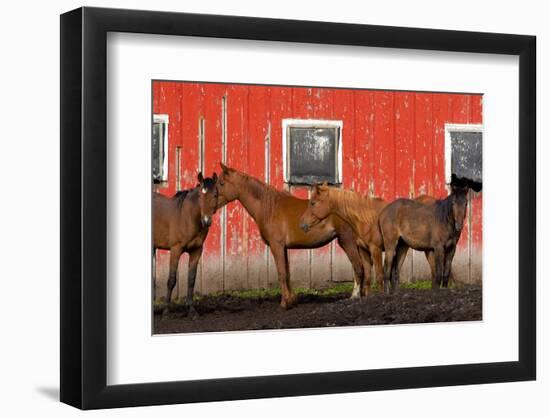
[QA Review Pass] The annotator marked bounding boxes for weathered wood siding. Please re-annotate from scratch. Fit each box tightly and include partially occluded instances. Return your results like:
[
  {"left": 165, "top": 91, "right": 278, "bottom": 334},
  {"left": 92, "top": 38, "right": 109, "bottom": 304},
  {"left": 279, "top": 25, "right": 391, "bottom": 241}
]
[{"left": 152, "top": 81, "right": 483, "bottom": 298}]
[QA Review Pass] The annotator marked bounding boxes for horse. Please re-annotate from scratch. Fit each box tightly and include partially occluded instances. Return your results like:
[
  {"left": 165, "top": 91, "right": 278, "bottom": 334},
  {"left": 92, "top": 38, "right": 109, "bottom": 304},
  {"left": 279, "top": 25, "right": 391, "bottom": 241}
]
[
  {"left": 216, "top": 163, "right": 366, "bottom": 309},
  {"left": 153, "top": 172, "right": 218, "bottom": 315},
  {"left": 299, "top": 183, "right": 387, "bottom": 296},
  {"left": 378, "top": 183, "right": 469, "bottom": 293}
]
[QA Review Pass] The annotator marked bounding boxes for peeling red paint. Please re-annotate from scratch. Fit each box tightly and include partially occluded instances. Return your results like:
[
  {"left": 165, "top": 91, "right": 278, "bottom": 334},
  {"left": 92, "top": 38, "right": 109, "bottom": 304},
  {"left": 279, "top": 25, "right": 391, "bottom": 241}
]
[{"left": 153, "top": 81, "right": 483, "bottom": 291}]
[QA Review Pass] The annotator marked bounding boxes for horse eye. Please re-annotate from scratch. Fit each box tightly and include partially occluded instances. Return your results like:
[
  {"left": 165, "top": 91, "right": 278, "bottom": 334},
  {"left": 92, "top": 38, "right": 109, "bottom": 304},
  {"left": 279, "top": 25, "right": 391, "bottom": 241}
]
[{"left": 311, "top": 201, "right": 316, "bottom": 206}]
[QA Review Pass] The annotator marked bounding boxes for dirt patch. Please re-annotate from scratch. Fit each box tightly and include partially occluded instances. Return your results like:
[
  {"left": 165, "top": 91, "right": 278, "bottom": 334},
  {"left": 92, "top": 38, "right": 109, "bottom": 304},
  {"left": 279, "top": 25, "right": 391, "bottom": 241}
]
[{"left": 153, "top": 285, "right": 482, "bottom": 334}]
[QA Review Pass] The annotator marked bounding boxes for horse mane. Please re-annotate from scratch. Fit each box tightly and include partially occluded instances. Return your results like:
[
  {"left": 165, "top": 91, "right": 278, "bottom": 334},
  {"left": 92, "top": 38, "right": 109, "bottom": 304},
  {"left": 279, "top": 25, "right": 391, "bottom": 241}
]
[
  {"left": 172, "top": 176, "right": 217, "bottom": 208},
  {"left": 235, "top": 170, "right": 291, "bottom": 221},
  {"left": 173, "top": 188, "right": 194, "bottom": 208},
  {"left": 323, "top": 185, "right": 383, "bottom": 226},
  {"left": 434, "top": 194, "right": 454, "bottom": 225}
]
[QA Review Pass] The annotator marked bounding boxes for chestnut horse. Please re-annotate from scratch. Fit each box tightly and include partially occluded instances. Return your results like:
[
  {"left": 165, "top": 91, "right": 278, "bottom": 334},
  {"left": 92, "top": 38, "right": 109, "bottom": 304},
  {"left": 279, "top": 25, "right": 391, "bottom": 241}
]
[
  {"left": 217, "top": 163, "right": 366, "bottom": 309},
  {"left": 299, "top": 184, "right": 458, "bottom": 294},
  {"left": 299, "top": 183, "right": 387, "bottom": 296},
  {"left": 153, "top": 172, "right": 218, "bottom": 314},
  {"left": 379, "top": 184, "right": 469, "bottom": 292}
]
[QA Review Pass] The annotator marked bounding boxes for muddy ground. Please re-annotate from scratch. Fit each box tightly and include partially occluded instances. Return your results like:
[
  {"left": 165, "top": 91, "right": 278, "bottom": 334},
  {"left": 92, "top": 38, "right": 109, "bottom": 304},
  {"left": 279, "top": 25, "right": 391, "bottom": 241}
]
[{"left": 153, "top": 284, "right": 482, "bottom": 334}]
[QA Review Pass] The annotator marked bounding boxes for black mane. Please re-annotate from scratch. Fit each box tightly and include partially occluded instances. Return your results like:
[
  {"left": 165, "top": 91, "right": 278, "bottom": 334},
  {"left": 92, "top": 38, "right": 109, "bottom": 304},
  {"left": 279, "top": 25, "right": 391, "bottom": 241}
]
[
  {"left": 173, "top": 189, "right": 193, "bottom": 207},
  {"left": 173, "top": 176, "right": 218, "bottom": 208},
  {"left": 201, "top": 177, "right": 217, "bottom": 192},
  {"left": 434, "top": 195, "right": 454, "bottom": 225}
]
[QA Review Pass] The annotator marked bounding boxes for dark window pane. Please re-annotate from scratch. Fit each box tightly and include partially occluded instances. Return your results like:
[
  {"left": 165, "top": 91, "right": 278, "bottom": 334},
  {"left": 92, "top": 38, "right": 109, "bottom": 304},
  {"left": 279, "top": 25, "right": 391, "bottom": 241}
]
[
  {"left": 451, "top": 131, "right": 482, "bottom": 183},
  {"left": 288, "top": 127, "right": 337, "bottom": 184},
  {"left": 152, "top": 122, "right": 162, "bottom": 181}
]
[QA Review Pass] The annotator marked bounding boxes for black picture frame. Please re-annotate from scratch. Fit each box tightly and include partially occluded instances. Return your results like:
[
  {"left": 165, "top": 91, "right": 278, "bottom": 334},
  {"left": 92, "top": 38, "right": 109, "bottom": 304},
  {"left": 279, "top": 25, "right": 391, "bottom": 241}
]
[{"left": 60, "top": 6, "right": 536, "bottom": 410}]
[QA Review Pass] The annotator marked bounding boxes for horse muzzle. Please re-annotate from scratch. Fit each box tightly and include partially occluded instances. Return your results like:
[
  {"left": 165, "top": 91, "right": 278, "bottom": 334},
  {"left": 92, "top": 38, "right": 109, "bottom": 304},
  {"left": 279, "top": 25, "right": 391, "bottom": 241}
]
[{"left": 201, "top": 216, "right": 212, "bottom": 228}]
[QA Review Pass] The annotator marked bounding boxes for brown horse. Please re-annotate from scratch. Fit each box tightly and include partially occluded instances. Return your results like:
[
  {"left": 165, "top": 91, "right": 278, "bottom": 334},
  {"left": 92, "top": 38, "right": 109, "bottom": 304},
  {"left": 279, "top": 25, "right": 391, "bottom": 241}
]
[
  {"left": 153, "top": 172, "right": 218, "bottom": 314},
  {"left": 379, "top": 184, "right": 469, "bottom": 292},
  {"left": 217, "top": 163, "right": 366, "bottom": 309},
  {"left": 414, "top": 195, "right": 457, "bottom": 286},
  {"left": 299, "top": 183, "right": 387, "bottom": 296}
]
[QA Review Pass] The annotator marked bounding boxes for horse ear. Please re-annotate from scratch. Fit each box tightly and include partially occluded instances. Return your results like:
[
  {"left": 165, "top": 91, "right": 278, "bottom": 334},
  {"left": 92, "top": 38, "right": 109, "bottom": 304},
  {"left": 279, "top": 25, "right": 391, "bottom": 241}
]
[
  {"left": 220, "top": 162, "right": 230, "bottom": 174},
  {"left": 197, "top": 172, "right": 204, "bottom": 184},
  {"left": 212, "top": 172, "right": 218, "bottom": 182}
]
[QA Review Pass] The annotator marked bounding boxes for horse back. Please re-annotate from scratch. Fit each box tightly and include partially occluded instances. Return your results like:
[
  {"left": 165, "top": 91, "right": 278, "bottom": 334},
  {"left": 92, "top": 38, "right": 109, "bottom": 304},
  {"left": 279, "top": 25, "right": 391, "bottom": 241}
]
[{"left": 153, "top": 191, "right": 202, "bottom": 250}]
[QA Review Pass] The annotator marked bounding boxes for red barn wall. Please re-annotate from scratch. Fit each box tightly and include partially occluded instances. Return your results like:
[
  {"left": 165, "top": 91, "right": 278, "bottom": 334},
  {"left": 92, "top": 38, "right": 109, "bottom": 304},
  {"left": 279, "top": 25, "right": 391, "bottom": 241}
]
[{"left": 152, "top": 81, "right": 482, "bottom": 298}]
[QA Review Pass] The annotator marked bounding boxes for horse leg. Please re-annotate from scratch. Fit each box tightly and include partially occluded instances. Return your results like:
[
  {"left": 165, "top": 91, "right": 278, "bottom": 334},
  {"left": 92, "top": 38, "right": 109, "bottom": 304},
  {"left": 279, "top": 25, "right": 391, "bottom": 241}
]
[
  {"left": 442, "top": 245, "right": 456, "bottom": 288},
  {"left": 284, "top": 250, "right": 297, "bottom": 307},
  {"left": 152, "top": 249, "right": 157, "bottom": 302},
  {"left": 337, "top": 237, "right": 365, "bottom": 299},
  {"left": 359, "top": 247, "right": 373, "bottom": 296},
  {"left": 380, "top": 219, "right": 399, "bottom": 294},
  {"left": 186, "top": 246, "right": 203, "bottom": 316},
  {"left": 369, "top": 245, "right": 385, "bottom": 294},
  {"left": 166, "top": 246, "right": 183, "bottom": 310},
  {"left": 425, "top": 251, "right": 439, "bottom": 289},
  {"left": 392, "top": 243, "right": 409, "bottom": 292},
  {"left": 383, "top": 244, "right": 396, "bottom": 294},
  {"left": 270, "top": 244, "right": 296, "bottom": 309},
  {"left": 433, "top": 246, "right": 445, "bottom": 290}
]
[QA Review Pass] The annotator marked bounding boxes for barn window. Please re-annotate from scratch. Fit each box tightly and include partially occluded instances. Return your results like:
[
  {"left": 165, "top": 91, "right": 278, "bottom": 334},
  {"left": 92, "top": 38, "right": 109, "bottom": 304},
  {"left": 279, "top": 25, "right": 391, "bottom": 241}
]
[
  {"left": 282, "top": 119, "right": 343, "bottom": 185},
  {"left": 444, "top": 123, "right": 483, "bottom": 185},
  {"left": 152, "top": 114, "right": 169, "bottom": 183}
]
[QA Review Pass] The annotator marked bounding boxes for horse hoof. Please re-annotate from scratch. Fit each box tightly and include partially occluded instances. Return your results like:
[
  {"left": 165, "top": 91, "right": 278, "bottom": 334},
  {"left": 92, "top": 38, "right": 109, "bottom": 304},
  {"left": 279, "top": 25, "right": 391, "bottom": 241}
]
[
  {"left": 280, "top": 295, "right": 298, "bottom": 310},
  {"left": 187, "top": 306, "right": 199, "bottom": 319},
  {"left": 161, "top": 307, "right": 171, "bottom": 319},
  {"left": 290, "top": 294, "right": 298, "bottom": 307}
]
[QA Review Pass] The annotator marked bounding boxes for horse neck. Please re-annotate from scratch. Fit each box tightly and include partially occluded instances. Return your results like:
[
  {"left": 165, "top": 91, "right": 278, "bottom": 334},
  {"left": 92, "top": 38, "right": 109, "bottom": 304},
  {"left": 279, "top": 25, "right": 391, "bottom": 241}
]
[
  {"left": 437, "top": 194, "right": 460, "bottom": 231},
  {"left": 179, "top": 189, "right": 201, "bottom": 224},
  {"left": 330, "top": 190, "right": 374, "bottom": 233},
  {"left": 234, "top": 179, "right": 265, "bottom": 222}
]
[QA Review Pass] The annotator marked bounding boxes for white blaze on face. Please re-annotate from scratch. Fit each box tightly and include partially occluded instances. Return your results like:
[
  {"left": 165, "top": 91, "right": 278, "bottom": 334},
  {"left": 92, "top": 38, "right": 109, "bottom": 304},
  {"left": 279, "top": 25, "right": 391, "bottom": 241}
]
[{"left": 201, "top": 187, "right": 208, "bottom": 194}]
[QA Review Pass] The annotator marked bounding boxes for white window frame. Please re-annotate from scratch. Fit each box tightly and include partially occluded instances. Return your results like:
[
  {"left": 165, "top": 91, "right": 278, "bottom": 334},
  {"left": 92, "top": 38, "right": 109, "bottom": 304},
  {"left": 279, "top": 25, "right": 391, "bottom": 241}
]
[
  {"left": 282, "top": 118, "right": 343, "bottom": 184},
  {"left": 444, "top": 123, "right": 483, "bottom": 185},
  {"left": 153, "top": 114, "right": 169, "bottom": 182}
]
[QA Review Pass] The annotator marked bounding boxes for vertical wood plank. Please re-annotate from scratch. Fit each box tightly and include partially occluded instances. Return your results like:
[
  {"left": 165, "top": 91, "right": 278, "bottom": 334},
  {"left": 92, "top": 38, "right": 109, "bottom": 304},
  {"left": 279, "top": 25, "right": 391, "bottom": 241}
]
[
  {"left": 288, "top": 86, "right": 313, "bottom": 288},
  {"left": 173, "top": 83, "right": 202, "bottom": 298},
  {"left": 247, "top": 85, "right": 270, "bottom": 290},
  {"left": 199, "top": 83, "right": 224, "bottom": 294},
  {"left": 448, "top": 92, "right": 471, "bottom": 279},
  {"left": 394, "top": 92, "right": 415, "bottom": 282},
  {"left": 414, "top": 93, "right": 434, "bottom": 197},
  {"left": 353, "top": 91, "right": 375, "bottom": 196},
  {"left": 469, "top": 94, "right": 483, "bottom": 124},
  {"left": 450, "top": 94, "right": 470, "bottom": 281},
  {"left": 394, "top": 92, "right": 415, "bottom": 199},
  {"left": 224, "top": 85, "right": 249, "bottom": 291},
  {"left": 373, "top": 91, "right": 395, "bottom": 200},
  {"left": 330, "top": 89, "right": 356, "bottom": 283},
  {"left": 412, "top": 92, "right": 434, "bottom": 281},
  {"left": 432, "top": 93, "right": 450, "bottom": 199},
  {"left": 469, "top": 94, "right": 483, "bottom": 283},
  {"left": 304, "top": 88, "right": 338, "bottom": 287},
  {"left": 266, "top": 87, "right": 292, "bottom": 287}
]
